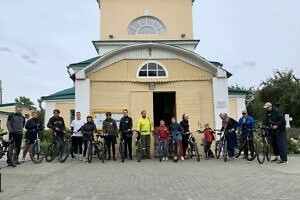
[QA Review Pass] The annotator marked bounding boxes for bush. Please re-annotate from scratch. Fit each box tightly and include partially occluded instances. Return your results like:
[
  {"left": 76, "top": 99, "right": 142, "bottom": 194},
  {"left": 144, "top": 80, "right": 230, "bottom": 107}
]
[{"left": 286, "top": 128, "right": 300, "bottom": 154}]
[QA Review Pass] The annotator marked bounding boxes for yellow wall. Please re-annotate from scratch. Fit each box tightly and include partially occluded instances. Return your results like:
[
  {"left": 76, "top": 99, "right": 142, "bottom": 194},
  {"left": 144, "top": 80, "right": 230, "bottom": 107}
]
[
  {"left": 0, "top": 114, "right": 8, "bottom": 132},
  {"left": 100, "top": 0, "right": 193, "bottom": 40},
  {"left": 229, "top": 97, "right": 237, "bottom": 120},
  {"left": 0, "top": 106, "right": 34, "bottom": 119}
]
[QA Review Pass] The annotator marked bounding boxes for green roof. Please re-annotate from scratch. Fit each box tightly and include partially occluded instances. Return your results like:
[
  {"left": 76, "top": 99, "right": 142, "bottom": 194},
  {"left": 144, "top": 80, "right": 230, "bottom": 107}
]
[
  {"left": 0, "top": 111, "right": 10, "bottom": 116},
  {"left": 41, "top": 87, "right": 75, "bottom": 101},
  {"left": 228, "top": 87, "right": 248, "bottom": 95},
  {"left": 68, "top": 56, "right": 101, "bottom": 69},
  {"left": 0, "top": 102, "right": 36, "bottom": 110}
]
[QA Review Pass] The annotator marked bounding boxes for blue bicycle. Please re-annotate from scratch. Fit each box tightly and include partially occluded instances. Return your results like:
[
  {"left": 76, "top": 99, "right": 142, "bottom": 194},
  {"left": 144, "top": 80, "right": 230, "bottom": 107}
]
[{"left": 29, "top": 130, "right": 45, "bottom": 164}]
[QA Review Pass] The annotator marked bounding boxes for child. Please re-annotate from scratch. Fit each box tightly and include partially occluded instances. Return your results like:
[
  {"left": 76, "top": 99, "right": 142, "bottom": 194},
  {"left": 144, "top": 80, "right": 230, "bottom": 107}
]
[
  {"left": 169, "top": 117, "right": 184, "bottom": 161},
  {"left": 155, "top": 120, "right": 170, "bottom": 161},
  {"left": 203, "top": 123, "right": 215, "bottom": 159}
]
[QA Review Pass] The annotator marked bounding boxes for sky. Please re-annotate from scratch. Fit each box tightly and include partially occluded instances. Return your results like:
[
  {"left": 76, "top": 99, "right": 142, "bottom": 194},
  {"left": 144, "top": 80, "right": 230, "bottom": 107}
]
[{"left": 0, "top": 0, "right": 299, "bottom": 106}]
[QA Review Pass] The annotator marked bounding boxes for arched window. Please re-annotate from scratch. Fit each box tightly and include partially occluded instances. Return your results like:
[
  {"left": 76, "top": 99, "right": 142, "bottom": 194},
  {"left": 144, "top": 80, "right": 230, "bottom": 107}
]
[
  {"left": 137, "top": 62, "right": 168, "bottom": 78},
  {"left": 128, "top": 16, "right": 166, "bottom": 35}
]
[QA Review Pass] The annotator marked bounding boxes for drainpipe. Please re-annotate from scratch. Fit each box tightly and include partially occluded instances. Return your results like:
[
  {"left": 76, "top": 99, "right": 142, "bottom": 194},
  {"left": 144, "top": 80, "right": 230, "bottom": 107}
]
[{"left": 0, "top": 80, "right": 2, "bottom": 104}]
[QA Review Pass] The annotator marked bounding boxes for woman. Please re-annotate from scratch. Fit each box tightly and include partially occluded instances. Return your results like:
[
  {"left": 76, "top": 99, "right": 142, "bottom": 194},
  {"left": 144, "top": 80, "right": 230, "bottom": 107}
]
[
  {"left": 169, "top": 117, "right": 184, "bottom": 161},
  {"left": 219, "top": 113, "right": 238, "bottom": 159},
  {"left": 180, "top": 114, "right": 190, "bottom": 159},
  {"left": 81, "top": 116, "right": 96, "bottom": 162}
]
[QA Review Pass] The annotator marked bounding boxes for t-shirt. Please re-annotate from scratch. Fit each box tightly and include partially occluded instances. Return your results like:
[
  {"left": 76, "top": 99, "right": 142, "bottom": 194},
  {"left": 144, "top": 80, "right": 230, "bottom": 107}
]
[{"left": 71, "top": 119, "right": 85, "bottom": 137}]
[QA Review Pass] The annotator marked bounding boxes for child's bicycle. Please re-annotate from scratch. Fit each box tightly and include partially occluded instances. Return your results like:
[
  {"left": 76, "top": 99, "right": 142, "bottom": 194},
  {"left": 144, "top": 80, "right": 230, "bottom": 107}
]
[
  {"left": 29, "top": 125, "right": 45, "bottom": 164},
  {"left": 186, "top": 131, "right": 201, "bottom": 162},
  {"left": 214, "top": 130, "right": 228, "bottom": 162},
  {"left": 169, "top": 131, "right": 181, "bottom": 163}
]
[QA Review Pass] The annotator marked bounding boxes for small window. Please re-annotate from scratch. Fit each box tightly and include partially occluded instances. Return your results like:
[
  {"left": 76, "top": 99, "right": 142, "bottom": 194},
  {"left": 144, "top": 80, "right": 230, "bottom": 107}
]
[
  {"left": 70, "top": 109, "right": 75, "bottom": 124},
  {"left": 137, "top": 62, "right": 168, "bottom": 78},
  {"left": 128, "top": 16, "right": 166, "bottom": 35}
]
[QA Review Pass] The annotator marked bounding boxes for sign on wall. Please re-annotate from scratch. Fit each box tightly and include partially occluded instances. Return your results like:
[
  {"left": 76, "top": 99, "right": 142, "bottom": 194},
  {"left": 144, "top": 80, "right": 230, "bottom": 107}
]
[{"left": 93, "top": 112, "right": 123, "bottom": 130}]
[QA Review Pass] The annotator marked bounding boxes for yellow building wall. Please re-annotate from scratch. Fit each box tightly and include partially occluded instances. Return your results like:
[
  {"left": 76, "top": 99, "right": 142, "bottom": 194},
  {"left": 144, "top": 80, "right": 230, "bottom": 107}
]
[
  {"left": 0, "top": 106, "right": 34, "bottom": 119},
  {"left": 0, "top": 114, "right": 8, "bottom": 132},
  {"left": 100, "top": 0, "right": 193, "bottom": 40},
  {"left": 229, "top": 97, "right": 237, "bottom": 121},
  {"left": 54, "top": 101, "right": 75, "bottom": 128}
]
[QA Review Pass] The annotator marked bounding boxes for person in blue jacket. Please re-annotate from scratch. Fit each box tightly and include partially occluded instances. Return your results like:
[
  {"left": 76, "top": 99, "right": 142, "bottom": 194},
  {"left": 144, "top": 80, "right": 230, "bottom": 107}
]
[{"left": 237, "top": 110, "right": 257, "bottom": 158}]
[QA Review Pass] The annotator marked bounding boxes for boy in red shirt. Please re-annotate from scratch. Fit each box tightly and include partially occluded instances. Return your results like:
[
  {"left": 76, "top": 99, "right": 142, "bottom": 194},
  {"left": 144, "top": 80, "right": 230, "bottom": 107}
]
[
  {"left": 155, "top": 120, "right": 170, "bottom": 161},
  {"left": 203, "top": 123, "right": 215, "bottom": 159}
]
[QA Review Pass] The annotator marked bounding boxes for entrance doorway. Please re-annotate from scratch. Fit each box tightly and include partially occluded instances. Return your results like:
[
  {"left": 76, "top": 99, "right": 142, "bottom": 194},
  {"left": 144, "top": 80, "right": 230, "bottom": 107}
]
[{"left": 153, "top": 92, "right": 176, "bottom": 127}]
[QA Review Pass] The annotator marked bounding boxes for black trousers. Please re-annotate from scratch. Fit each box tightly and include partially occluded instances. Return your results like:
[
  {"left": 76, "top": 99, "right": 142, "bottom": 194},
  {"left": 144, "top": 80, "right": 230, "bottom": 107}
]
[
  {"left": 204, "top": 142, "right": 214, "bottom": 158},
  {"left": 72, "top": 136, "right": 83, "bottom": 155},
  {"left": 182, "top": 134, "right": 189, "bottom": 157},
  {"left": 271, "top": 132, "right": 279, "bottom": 156},
  {"left": 105, "top": 135, "right": 116, "bottom": 158},
  {"left": 7, "top": 133, "right": 23, "bottom": 162},
  {"left": 122, "top": 134, "right": 132, "bottom": 158}
]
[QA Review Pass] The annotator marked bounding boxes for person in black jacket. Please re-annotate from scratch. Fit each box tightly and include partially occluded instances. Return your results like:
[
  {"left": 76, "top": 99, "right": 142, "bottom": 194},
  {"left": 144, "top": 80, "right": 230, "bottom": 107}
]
[
  {"left": 22, "top": 111, "right": 43, "bottom": 162},
  {"left": 6, "top": 105, "right": 26, "bottom": 165},
  {"left": 180, "top": 114, "right": 190, "bottom": 159},
  {"left": 47, "top": 109, "right": 66, "bottom": 156},
  {"left": 81, "top": 116, "right": 96, "bottom": 162},
  {"left": 264, "top": 102, "right": 287, "bottom": 164},
  {"left": 119, "top": 109, "right": 133, "bottom": 160},
  {"left": 219, "top": 113, "right": 238, "bottom": 159}
]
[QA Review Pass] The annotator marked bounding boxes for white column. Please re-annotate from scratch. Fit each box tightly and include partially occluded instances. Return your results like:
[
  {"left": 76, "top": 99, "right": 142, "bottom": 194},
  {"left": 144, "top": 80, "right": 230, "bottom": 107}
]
[
  {"left": 75, "top": 79, "right": 90, "bottom": 119},
  {"left": 212, "top": 77, "right": 229, "bottom": 130},
  {"left": 44, "top": 101, "right": 56, "bottom": 128}
]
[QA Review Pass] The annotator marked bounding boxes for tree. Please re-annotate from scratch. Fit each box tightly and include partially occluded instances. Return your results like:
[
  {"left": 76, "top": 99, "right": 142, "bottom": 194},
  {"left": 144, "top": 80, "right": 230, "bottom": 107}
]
[
  {"left": 247, "top": 69, "right": 300, "bottom": 127},
  {"left": 14, "top": 96, "right": 34, "bottom": 106}
]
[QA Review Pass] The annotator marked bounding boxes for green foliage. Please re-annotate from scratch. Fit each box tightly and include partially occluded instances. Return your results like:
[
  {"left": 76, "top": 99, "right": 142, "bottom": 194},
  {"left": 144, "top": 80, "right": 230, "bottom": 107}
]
[
  {"left": 286, "top": 128, "right": 300, "bottom": 154},
  {"left": 14, "top": 96, "right": 34, "bottom": 106},
  {"left": 37, "top": 110, "right": 45, "bottom": 127},
  {"left": 246, "top": 69, "right": 300, "bottom": 127}
]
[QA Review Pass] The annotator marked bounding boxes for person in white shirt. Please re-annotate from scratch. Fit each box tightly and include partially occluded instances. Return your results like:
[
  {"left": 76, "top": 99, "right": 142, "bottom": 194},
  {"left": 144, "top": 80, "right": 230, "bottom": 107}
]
[{"left": 71, "top": 112, "right": 85, "bottom": 160}]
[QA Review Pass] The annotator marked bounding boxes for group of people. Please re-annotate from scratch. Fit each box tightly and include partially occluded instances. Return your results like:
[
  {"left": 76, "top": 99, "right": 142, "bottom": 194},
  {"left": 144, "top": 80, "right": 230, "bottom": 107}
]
[{"left": 4, "top": 101, "right": 288, "bottom": 165}]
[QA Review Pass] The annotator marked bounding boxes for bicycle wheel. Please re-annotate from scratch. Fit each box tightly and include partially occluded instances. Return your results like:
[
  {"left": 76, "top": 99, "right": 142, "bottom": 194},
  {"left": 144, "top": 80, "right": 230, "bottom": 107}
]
[
  {"left": 29, "top": 142, "right": 44, "bottom": 164},
  {"left": 223, "top": 140, "right": 228, "bottom": 162},
  {"left": 245, "top": 140, "right": 257, "bottom": 161},
  {"left": 187, "top": 146, "right": 193, "bottom": 158},
  {"left": 235, "top": 145, "right": 242, "bottom": 158},
  {"left": 194, "top": 143, "right": 200, "bottom": 162},
  {"left": 8, "top": 143, "right": 17, "bottom": 167},
  {"left": 45, "top": 142, "right": 58, "bottom": 162},
  {"left": 87, "top": 141, "right": 93, "bottom": 163},
  {"left": 256, "top": 139, "right": 266, "bottom": 164},
  {"left": 58, "top": 142, "right": 69, "bottom": 163},
  {"left": 95, "top": 141, "right": 103, "bottom": 160},
  {"left": 216, "top": 141, "right": 222, "bottom": 159},
  {"left": 172, "top": 143, "right": 179, "bottom": 163}
]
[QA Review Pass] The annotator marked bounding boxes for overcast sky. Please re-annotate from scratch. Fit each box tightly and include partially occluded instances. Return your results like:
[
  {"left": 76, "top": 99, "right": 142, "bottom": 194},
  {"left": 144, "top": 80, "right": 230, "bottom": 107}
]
[{"left": 0, "top": 0, "right": 299, "bottom": 106}]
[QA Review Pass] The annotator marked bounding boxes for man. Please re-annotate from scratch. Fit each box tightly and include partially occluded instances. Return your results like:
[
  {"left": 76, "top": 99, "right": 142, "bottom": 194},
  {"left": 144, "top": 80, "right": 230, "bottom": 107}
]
[
  {"left": 6, "top": 105, "right": 26, "bottom": 165},
  {"left": 264, "top": 102, "right": 287, "bottom": 164},
  {"left": 47, "top": 109, "right": 66, "bottom": 157},
  {"left": 119, "top": 109, "right": 133, "bottom": 160},
  {"left": 70, "top": 112, "right": 85, "bottom": 160},
  {"left": 22, "top": 110, "right": 43, "bottom": 162},
  {"left": 237, "top": 111, "right": 256, "bottom": 158},
  {"left": 102, "top": 112, "right": 118, "bottom": 161},
  {"left": 137, "top": 110, "right": 153, "bottom": 159}
]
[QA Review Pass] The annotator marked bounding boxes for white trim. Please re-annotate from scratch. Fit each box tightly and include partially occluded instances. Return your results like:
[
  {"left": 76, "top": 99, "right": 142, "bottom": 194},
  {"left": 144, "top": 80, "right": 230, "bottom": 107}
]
[
  {"left": 212, "top": 77, "right": 229, "bottom": 129},
  {"left": 43, "top": 99, "right": 74, "bottom": 103},
  {"left": 236, "top": 97, "right": 246, "bottom": 118},
  {"left": 76, "top": 43, "right": 223, "bottom": 80},
  {"left": 75, "top": 79, "right": 90, "bottom": 118},
  {"left": 136, "top": 60, "right": 169, "bottom": 79}
]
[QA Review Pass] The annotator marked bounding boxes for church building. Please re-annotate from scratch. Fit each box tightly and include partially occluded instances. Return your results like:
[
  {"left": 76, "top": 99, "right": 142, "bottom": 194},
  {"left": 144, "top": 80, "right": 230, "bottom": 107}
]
[{"left": 41, "top": 0, "right": 247, "bottom": 133}]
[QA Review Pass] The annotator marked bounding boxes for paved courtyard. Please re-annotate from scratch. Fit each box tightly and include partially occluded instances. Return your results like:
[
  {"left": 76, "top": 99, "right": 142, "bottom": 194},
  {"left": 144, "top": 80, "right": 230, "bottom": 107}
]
[{"left": 0, "top": 155, "right": 299, "bottom": 200}]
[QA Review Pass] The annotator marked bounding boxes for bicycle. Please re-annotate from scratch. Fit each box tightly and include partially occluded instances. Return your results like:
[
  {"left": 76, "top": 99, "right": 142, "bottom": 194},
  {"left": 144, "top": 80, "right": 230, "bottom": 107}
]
[
  {"left": 45, "top": 131, "right": 70, "bottom": 163},
  {"left": 256, "top": 126, "right": 274, "bottom": 164},
  {"left": 168, "top": 131, "right": 181, "bottom": 163},
  {"left": 186, "top": 131, "right": 200, "bottom": 162},
  {"left": 0, "top": 132, "right": 8, "bottom": 160},
  {"left": 29, "top": 126, "right": 45, "bottom": 164},
  {"left": 235, "top": 131, "right": 257, "bottom": 161},
  {"left": 215, "top": 130, "right": 228, "bottom": 162},
  {"left": 98, "top": 132, "right": 109, "bottom": 163},
  {"left": 135, "top": 131, "right": 146, "bottom": 162}
]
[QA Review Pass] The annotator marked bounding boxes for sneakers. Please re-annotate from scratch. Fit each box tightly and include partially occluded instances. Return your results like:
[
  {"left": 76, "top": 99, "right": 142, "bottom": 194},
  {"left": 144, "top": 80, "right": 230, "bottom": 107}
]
[
  {"left": 162, "top": 157, "right": 166, "bottom": 161},
  {"left": 83, "top": 158, "right": 87, "bottom": 162},
  {"left": 277, "top": 160, "right": 288, "bottom": 164},
  {"left": 79, "top": 155, "right": 83, "bottom": 161},
  {"left": 21, "top": 158, "right": 26, "bottom": 163},
  {"left": 165, "top": 157, "right": 168, "bottom": 161},
  {"left": 180, "top": 156, "right": 185, "bottom": 161},
  {"left": 271, "top": 157, "right": 279, "bottom": 162}
]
